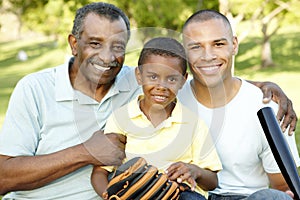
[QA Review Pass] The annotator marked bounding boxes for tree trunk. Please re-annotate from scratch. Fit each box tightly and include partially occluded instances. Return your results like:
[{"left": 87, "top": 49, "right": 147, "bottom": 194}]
[
  {"left": 261, "top": 39, "right": 274, "bottom": 68},
  {"left": 261, "top": 23, "right": 275, "bottom": 68}
]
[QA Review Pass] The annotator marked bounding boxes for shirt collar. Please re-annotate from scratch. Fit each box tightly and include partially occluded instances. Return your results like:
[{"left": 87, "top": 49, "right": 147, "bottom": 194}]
[
  {"left": 55, "top": 57, "right": 134, "bottom": 103},
  {"left": 128, "top": 95, "right": 187, "bottom": 126},
  {"left": 55, "top": 58, "right": 75, "bottom": 102}
]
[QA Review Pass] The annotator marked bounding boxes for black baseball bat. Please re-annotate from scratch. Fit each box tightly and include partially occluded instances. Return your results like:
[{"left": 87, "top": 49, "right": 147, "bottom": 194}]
[{"left": 257, "top": 107, "right": 300, "bottom": 200}]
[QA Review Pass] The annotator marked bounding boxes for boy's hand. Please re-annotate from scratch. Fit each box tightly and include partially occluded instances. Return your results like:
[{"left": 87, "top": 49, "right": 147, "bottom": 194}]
[{"left": 165, "top": 161, "right": 197, "bottom": 191}]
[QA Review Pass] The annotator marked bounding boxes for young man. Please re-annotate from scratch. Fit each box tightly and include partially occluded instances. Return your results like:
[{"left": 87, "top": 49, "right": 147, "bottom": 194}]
[
  {"left": 180, "top": 9, "right": 299, "bottom": 199},
  {"left": 91, "top": 37, "right": 222, "bottom": 200}
]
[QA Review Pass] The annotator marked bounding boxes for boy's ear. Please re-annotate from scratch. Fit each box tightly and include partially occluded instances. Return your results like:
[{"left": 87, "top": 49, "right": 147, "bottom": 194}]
[
  {"left": 135, "top": 67, "right": 142, "bottom": 85},
  {"left": 179, "top": 72, "right": 188, "bottom": 89}
]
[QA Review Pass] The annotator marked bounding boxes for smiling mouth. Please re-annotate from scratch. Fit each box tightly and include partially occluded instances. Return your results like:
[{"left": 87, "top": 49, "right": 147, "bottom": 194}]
[
  {"left": 153, "top": 95, "right": 168, "bottom": 102},
  {"left": 93, "top": 64, "right": 111, "bottom": 71},
  {"left": 201, "top": 66, "right": 219, "bottom": 71}
]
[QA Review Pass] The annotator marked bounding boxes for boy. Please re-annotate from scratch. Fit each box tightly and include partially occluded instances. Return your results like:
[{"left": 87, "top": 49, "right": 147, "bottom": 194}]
[{"left": 91, "top": 37, "right": 222, "bottom": 200}]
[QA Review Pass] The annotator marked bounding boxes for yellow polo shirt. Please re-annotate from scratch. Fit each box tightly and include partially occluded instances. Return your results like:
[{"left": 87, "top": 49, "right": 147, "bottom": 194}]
[{"left": 104, "top": 95, "right": 222, "bottom": 196}]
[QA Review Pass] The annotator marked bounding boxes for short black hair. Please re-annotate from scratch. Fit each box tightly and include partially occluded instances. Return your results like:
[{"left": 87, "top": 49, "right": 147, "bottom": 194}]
[
  {"left": 71, "top": 2, "right": 130, "bottom": 40},
  {"left": 138, "top": 37, "right": 187, "bottom": 74},
  {"left": 183, "top": 9, "right": 232, "bottom": 35}
]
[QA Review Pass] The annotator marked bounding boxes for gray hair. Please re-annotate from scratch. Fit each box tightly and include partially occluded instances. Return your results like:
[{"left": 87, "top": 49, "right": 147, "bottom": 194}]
[{"left": 71, "top": 2, "right": 130, "bottom": 41}]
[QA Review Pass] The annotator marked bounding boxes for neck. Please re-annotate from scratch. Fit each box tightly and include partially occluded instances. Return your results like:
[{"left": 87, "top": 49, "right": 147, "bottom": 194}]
[
  {"left": 140, "top": 99, "right": 175, "bottom": 127},
  {"left": 191, "top": 78, "right": 241, "bottom": 108}
]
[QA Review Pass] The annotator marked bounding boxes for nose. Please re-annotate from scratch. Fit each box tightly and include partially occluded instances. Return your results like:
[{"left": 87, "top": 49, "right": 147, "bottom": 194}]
[
  {"left": 156, "top": 79, "right": 168, "bottom": 90},
  {"left": 98, "top": 46, "right": 115, "bottom": 64},
  {"left": 200, "top": 47, "right": 216, "bottom": 61}
]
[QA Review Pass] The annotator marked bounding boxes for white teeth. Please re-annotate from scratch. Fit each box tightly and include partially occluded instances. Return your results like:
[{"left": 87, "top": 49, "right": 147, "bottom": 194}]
[
  {"left": 201, "top": 66, "right": 219, "bottom": 71},
  {"left": 94, "top": 64, "right": 110, "bottom": 71},
  {"left": 154, "top": 96, "right": 166, "bottom": 100}
]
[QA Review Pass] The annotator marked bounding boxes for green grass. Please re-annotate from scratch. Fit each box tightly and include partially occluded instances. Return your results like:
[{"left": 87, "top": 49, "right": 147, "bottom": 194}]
[{"left": 0, "top": 38, "right": 67, "bottom": 126}]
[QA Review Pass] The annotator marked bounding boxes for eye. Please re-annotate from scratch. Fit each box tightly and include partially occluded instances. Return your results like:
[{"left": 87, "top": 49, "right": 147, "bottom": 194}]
[
  {"left": 190, "top": 45, "right": 200, "bottom": 50},
  {"left": 168, "top": 77, "right": 177, "bottom": 82},
  {"left": 90, "top": 42, "right": 101, "bottom": 49},
  {"left": 112, "top": 44, "right": 126, "bottom": 53},
  {"left": 215, "top": 42, "right": 225, "bottom": 47},
  {"left": 149, "top": 75, "right": 157, "bottom": 80}
]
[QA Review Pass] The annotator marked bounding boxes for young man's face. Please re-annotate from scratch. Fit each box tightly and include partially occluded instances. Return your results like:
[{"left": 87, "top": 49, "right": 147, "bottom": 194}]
[
  {"left": 136, "top": 54, "right": 187, "bottom": 109},
  {"left": 183, "top": 18, "right": 238, "bottom": 88},
  {"left": 69, "top": 13, "right": 128, "bottom": 86}
]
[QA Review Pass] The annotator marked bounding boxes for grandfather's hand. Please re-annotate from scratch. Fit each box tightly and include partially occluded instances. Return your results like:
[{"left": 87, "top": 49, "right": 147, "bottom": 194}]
[
  {"left": 252, "top": 81, "right": 298, "bottom": 135},
  {"left": 83, "top": 131, "right": 126, "bottom": 166}
]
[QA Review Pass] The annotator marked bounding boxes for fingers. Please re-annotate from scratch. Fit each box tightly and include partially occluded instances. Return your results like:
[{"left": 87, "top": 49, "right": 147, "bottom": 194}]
[
  {"left": 118, "top": 134, "right": 127, "bottom": 144},
  {"left": 262, "top": 88, "right": 272, "bottom": 104},
  {"left": 166, "top": 162, "right": 196, "bottom": 189},
  {"left": 279, "top": 100, "right": 297, "bottom": 136},
  {"left": 187, "top": 177, "right": 196, "bottom": 191},
  {"left": 166, "top": 162, "right": 185, "bottom": 180},
  {"left": 106, "top": 133, "right": 127, "bottom": 150},
  {"left": 259, "top": 81, "right": 297, "bottom": 136},
  {"left": 285, "top": 190, "right": 294, "bottom": 199},
  {"left": 84, "top": 132, "right": 126, "bottom": 166}
]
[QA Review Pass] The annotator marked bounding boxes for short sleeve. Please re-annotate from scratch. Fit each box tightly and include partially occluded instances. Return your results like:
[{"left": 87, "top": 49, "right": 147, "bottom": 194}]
[{"left": 0, "top": 76, "right": 41, "bottom": 156}]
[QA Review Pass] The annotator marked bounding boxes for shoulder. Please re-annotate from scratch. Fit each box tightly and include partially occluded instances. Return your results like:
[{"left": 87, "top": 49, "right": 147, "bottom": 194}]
[
  {"left": 13, "top": 65, "right": 62, "bottom": 98},
  {"left": 18, "top": 64, "right": 63, "bottom": 88},
  {"left": 240, "top": 79, "right": 264, "bottom": 97}
]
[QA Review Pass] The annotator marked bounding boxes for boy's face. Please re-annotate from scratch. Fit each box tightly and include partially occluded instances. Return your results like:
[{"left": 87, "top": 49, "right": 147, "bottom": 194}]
[{"left": 136, "top": 54, "right": 187, "bottom": 109}]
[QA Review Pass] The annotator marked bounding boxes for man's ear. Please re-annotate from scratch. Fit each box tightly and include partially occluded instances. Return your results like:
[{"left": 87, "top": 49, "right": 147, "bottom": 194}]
[
  {"left": 68, "top": 34, "right": 78, "bottom": 56},
  {"left": 232, "top": 36, "right": 239, "bottom": 55},
  {"left": 135, "top": 67, "right": 143, "bottom": 85}
]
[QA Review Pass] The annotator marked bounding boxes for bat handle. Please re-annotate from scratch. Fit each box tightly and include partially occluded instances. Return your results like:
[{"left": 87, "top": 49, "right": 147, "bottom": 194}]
[{"left": 257, "top": 107, "right": 300, "bottom": 200}]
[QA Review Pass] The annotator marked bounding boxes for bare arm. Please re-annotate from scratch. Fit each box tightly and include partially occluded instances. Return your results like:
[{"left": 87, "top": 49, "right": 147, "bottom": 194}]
[
  {"left": 0, "top": 144, "right": 91, "bottom": 194},
  {"left": 91, "top": 166, "right": 110, "bottom": 198},
  {"left": 248, "top": 80, "right": 297, "bottom": 135},
  {"left": 0, "top": 131, "right": 126, "bottom": 195},
  {"left": 267, "top": 172, "right": 290, "bottom": 192},
  {"left": 166, "top": 161, "right": 218, "bottom": 191}
]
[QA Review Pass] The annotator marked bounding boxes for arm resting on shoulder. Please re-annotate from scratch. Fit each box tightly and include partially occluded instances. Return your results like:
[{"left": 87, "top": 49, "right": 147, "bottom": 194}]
[{"left": 247, "top": 80, "right": 297, "bottom": 135}]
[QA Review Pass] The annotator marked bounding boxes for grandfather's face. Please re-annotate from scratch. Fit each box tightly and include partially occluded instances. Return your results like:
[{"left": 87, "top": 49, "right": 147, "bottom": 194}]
[
  {"left": 183, "top": 18, "right": 238, "bottom": 88},
  {"left": 70, "top": 13, "right": 128, "bottom": 87}
]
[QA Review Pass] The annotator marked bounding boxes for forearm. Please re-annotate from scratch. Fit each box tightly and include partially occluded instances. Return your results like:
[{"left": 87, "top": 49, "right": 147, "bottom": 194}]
[
  {"left": 195, "top": 166, "right": 218, "bottom": 191},
  {"left": 91, "top": 166, "right": 109, "bottom": 198},
  {"left": 268, "top": 173, "right": 290, "bottom": 192},
  {"left": 246, "top": 80, "right": 262, "bottom": 87},
  {"left": 0, "top": 143, "right": 95, "bottom": 194}
]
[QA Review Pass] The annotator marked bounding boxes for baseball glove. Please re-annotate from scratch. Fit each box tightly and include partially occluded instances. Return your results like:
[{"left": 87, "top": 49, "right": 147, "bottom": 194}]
[{"left": 102, "top": 157, "right": 190, "bottom": 200}]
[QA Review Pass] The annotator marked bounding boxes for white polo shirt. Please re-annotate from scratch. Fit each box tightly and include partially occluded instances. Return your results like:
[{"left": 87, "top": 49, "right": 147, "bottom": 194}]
[{"left": 0, "top": 59, "right": 141, "bottom": 200}]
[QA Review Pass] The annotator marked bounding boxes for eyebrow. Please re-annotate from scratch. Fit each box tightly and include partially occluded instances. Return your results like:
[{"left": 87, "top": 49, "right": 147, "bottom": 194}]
[{"left": 187, "top": 38, "right": 228, "bottom": 46}]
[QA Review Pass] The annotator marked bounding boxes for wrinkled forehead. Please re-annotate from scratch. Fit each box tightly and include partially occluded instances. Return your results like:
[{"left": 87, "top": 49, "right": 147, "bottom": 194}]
[{"left": 81, "top": 13, "right": 128, "bottom": 40}]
